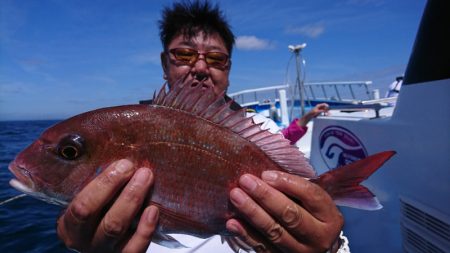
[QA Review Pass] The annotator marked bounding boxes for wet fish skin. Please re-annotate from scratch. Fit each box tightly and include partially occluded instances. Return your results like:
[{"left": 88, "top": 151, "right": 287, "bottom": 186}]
[{"left": 8, "top": 105, "right": 303, "bottom": 237}]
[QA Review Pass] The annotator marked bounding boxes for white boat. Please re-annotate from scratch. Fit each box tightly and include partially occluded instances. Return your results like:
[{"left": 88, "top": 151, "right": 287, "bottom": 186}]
[
  {"left": 231, "top": 0, "right": 450, "bottom": 252},
  {"left": 230, "top": 81, "right": 395, "bottom": 156}
]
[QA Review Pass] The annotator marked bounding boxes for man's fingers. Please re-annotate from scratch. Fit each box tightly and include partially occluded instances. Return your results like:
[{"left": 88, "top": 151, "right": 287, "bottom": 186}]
[
  {"left": 91, "top": 167, "right": 154, "bottom": 248},
  {"left": 239, "top": 174, "right": 325, "bottom": 240},
  {"left": 69, "top": 159, "right": 135, "bottom": 222},
  {"left": 262, "top": 171, "right": 340, "bottom": 221},
  {"left": 121, "top": 206, "right": 159, "bottom": 253},
  {"left": 226, "top": 219, "right": 276, "bottom": 253},
  {"left": 57, "top": 159, "right": 135, "bottom": 250},
  {"left": 228, "top": 186, "right": 306, "bottom": 252},
  {"left": 262, "top": 171, "right": 343, "bottom": 250}
]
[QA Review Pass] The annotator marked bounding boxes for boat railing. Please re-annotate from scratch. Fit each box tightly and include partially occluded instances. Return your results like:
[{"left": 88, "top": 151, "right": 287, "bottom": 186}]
[
  {"left": 229, "top": 84, "right": 289, "bottom": 106},
  {"left": 229, "top": 81, "right": 392, "bottom": 124},
  {"left": 303, "top": 81, "right": 374, "bottom": 102},
  {"left": 229, "top": 81, "right": 376, "bottom": 106}
]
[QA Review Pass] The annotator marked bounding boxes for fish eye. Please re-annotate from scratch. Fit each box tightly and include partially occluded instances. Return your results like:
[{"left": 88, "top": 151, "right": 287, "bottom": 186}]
[
  {"left": 57, "top": 134, "right": 85, "bottom": 160},
  {"left": 60, "top": 145, "right": 79, "bottom": 160}
]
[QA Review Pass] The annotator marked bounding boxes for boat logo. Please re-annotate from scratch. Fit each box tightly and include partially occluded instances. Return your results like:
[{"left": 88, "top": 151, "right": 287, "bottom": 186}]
[{"left": 319, "top": 126, "right": 367, "bottom": 170}]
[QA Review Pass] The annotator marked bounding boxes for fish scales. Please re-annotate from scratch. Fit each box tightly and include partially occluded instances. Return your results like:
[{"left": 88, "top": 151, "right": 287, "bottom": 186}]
[
  {"left": 135, "top": 105, "right": 284, "bottom": 236},
  {"left": 10, "top": 89, "right": 292, "bottom": 237}
]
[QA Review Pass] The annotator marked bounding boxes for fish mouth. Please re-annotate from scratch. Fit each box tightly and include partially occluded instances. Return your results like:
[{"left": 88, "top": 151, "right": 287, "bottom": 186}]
[
  {"left": 9, "top": 178, "right": 35, "bottom": 195},
  {"left": 8, "top": 163, "right": 69, "bottom": 206},
  {"left": 9, "top": 178, "right": 68, "bottom": 206},
  {"left": 8, "top": 162, "right": 36, "bottom": 191}
]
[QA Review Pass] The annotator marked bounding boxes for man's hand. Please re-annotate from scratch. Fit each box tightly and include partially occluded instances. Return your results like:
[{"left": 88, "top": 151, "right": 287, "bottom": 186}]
[
  {"left": 57, "top": 159, "right": 158, "bottom": 253},
  {"left": 226, "top": 171, "right": 343, "bottom": 253}
]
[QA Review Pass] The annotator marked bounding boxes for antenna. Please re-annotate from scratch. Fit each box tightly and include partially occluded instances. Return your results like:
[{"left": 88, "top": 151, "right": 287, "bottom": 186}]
[
  {"left": 288, "top": 43, "right": 307, "bottom": 115},
  {"left": 288, "top": 43, "right": 307, "bottom": 53}
]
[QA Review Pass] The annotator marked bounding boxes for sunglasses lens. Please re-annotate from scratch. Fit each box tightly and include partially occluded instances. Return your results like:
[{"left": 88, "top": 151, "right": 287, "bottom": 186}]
[
  {"left": 205, "top": 52, "right": 228, "bottom": 67},
  {"left": 172, "top": 48, "right": 197, "bottom": 63}
]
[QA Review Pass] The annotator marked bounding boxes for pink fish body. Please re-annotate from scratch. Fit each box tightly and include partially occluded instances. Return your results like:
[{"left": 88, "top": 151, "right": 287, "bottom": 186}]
[{"left": 8, "top": 80, "right": 395, "bottom": 246}]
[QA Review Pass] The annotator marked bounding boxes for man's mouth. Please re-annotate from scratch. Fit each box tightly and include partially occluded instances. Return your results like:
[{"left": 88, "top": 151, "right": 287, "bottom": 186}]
[{"left": 191, "top": 81, "right": 213, "bottom": 90}]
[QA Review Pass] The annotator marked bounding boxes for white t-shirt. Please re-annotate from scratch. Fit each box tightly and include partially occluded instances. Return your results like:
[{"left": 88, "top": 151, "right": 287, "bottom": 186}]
[{"left": 147, "top": 234, "right": 235, "bottom": 253}]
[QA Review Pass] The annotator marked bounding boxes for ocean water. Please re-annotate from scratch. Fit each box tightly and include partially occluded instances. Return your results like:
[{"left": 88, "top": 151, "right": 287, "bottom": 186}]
[{"left": 0, "top": 120, "right": 70, "bottom": 253}]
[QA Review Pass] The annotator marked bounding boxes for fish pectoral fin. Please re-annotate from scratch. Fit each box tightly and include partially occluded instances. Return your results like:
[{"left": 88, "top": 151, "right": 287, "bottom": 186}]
[{"left": 152, "top": 231, "right": 188, "bottom": 249}]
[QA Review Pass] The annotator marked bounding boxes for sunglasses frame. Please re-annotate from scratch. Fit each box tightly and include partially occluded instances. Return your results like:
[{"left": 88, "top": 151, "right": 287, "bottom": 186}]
[{"left": 168, "top": 48, "right": 230, "bottom": 70}]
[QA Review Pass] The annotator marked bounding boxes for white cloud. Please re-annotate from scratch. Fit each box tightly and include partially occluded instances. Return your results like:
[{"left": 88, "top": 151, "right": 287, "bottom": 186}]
[
  {"left": 235, "top": 36, "right": 274, "bottom": 50},
  {"left": 286, "top": 22, "right": 326, "bottom": 38}
]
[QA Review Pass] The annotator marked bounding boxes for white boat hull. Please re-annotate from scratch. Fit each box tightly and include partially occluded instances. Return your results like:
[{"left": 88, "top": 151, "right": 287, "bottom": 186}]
[{"left": 310, "top": 79, "right": 450, "bottom": 252}]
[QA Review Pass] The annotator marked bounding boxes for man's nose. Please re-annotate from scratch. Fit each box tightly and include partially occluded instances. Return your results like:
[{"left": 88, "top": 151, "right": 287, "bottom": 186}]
[
  {"left": 191, "top": 55, "right": 209, "bottom": 81},
  {"left": 194, "top": 72, "right": 208, "bottom": 81}
]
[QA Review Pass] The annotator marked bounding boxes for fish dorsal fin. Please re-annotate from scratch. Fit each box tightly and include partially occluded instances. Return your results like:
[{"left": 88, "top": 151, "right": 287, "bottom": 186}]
[{"left": 152, "top": 79, "right": 315, "bottom": 177}]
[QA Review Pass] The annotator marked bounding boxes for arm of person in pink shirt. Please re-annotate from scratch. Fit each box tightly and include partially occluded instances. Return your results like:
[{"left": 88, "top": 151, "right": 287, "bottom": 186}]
[
  {"left": 281, "top": 103, "right": 329, "bottom": 144},
  {"left": 281, "top": 118, "right": 308, "bottom": 144}
]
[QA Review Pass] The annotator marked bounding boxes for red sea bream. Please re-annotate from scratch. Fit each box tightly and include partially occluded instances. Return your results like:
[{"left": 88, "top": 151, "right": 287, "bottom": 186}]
[{"left": 8, "top": 79, "right": 395, "bottom": 250}]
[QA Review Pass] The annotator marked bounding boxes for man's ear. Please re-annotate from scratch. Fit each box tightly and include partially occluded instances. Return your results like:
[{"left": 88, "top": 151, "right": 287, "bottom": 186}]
[{"left": 161, "top": 52, "right": 168, "bottom": 80}]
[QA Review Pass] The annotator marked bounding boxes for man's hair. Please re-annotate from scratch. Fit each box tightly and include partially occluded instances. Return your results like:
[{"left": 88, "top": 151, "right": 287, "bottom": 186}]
[{"left": 159, "top": 0, "right": 235, "bottom": 55}]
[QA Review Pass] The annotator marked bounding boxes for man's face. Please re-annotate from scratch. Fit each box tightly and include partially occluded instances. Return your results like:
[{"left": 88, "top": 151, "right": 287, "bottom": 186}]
[{"left": 161, "top": 31, "right": 231, "bottom": 95}]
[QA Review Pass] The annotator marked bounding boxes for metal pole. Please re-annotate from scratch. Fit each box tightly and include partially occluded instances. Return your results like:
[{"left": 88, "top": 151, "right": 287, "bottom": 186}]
[
  {"left": 294, "top": 50, "right": 305, "bottom": 115},
  {"left": 288, "top": 43, "right": 307, "bottom": 116},
  {"left": 278, "top": 89, "right": 289, "bottom": 126}
]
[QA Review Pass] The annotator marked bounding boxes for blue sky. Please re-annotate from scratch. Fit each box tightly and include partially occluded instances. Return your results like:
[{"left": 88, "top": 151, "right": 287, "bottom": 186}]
[{"left": 0, "top": 0, "right": 426, "bottom": 120}]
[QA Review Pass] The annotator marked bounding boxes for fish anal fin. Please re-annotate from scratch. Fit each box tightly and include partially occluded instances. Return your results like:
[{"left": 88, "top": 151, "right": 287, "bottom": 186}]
[
  {"left": 152, "top": 231, "right": 188, "bottom": 249},
  {"left": 223, "top": 236, "right": 253, "bottom": 253}
]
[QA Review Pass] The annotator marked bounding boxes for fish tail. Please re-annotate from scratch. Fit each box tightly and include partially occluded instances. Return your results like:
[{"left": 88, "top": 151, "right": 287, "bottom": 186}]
[{"left": 312, "top": 151, "right": 396, "bottom": 210}]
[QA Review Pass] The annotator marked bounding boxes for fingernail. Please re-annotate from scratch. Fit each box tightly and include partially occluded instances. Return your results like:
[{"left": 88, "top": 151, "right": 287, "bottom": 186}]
[
  {"left": 116, "top": 159, "right": 133, "bottom": 173},
  {"left": 226, "top": 222, "right": 240, "bottom": 234},
  {"left": 146, "top": 206, "right": 158, "bottom": 223},
  {"left": 230, "top": 188, "right": 248, "bottom": 206},
  {"left": 262, "top": 171, "right": 278, "bottom": 183},
  {"left": 135, "top": 168, "right": 150, "bottom": 184},
  {"left": 239, "top": 175, "right": 257, "bottom": 192}
]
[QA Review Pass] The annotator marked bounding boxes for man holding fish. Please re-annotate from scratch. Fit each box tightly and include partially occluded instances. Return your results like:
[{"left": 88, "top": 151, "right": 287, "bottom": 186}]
[{"left": 56, "top": 1, "right": 345, "bottom": 252}]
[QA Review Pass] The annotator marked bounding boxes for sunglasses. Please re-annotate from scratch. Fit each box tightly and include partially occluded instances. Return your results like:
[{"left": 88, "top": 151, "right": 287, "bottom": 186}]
[{"left": 168, "top": 48, "right": 229, "bottom": 69}]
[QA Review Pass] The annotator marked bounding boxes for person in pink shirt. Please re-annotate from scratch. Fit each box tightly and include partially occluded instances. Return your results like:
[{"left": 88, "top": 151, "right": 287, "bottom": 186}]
[{"left": 282, "top": 103, "right": 330, "bottom": 144}]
